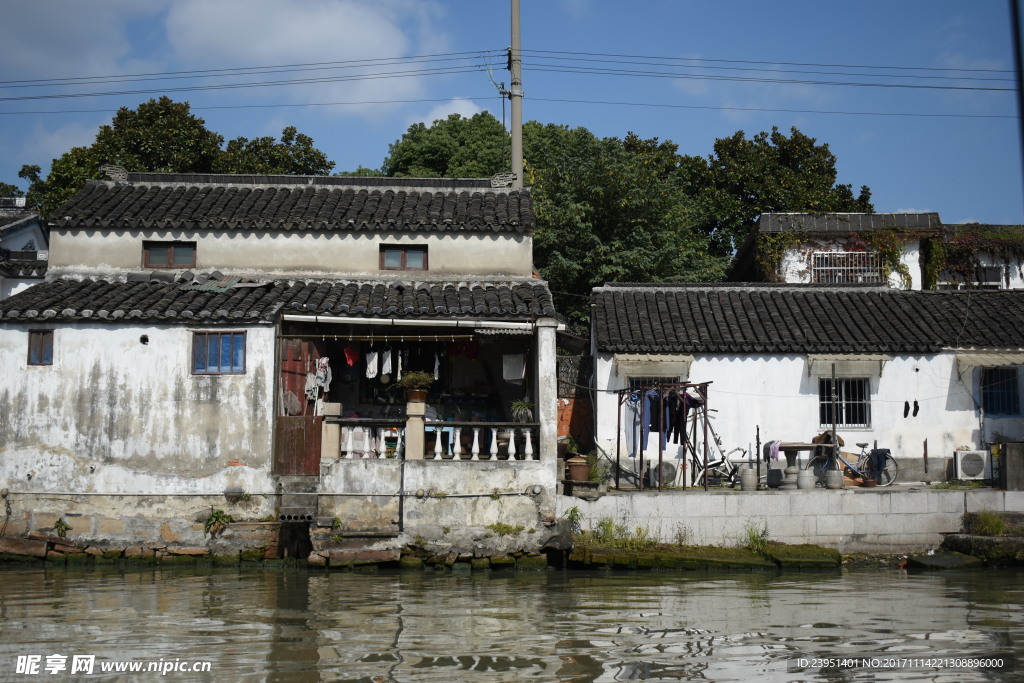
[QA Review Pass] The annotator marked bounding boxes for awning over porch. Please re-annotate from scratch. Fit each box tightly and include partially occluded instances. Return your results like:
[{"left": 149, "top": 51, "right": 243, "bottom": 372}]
[
  {"left": 806, "top": 353, "right": 892, "bottom": 377},
  {"left": 955, "top": 351, "right": 1024, "bottom": 368}
]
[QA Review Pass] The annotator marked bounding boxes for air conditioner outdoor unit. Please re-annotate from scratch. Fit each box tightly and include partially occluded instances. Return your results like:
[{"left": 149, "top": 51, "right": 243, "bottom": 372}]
[{"left": 955, "top": 450, "right": 992, "bottom": 481}]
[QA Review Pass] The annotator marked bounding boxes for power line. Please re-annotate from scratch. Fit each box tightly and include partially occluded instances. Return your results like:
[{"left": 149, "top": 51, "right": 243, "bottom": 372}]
[
  {"left": 530, "top": 97, "right": 1014, "bottom": 119},
  {"left": 521, "top": 48, "right": 1015, "bottom": 75},
  {"left": 0, "top": 95, "right": 1008, "bottom": 122}
]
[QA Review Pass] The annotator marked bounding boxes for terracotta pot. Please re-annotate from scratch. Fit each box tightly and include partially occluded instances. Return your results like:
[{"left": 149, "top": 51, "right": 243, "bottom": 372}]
[
  {"left": 405, "top": 388, "right": 428, "bottom": 402},
  {"left": 566, "top": 455, "right": 589, "bottom": 482}
]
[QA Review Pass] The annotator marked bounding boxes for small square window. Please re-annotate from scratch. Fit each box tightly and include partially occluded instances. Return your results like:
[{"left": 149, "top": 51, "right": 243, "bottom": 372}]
[
  {"left": 380, "top": 245, "right": 427, "bottom": 271},
  {"left": 28, "top": 330, "right": 53, "bottom": 365},
  {"left": 193, "top": 332, "right": 246, "bottom": 374},
  {"left": 144, "top": 241, "right": 196, "bottom": 268}
]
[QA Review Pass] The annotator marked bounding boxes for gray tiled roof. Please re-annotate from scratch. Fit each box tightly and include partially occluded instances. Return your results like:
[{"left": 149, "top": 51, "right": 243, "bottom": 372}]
[
  {"left": 0, "top": 275, "right": 556, "bottom": 323},
  {"left": 591, "top": 283, "right": 1024, "bottom": 354},
  {"left": 50, "top": 175, "right": 533, "bottom": 234},
  {"left": 758, "top": 212, "right": 942, "bottom": 233}
]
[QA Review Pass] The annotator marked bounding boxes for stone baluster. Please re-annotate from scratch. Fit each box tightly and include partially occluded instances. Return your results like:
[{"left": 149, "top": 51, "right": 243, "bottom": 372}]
[
  {"left": 432, "top": 427, "right": 443, "bottom": 460},
  {"left": 507, "top": 428, "right": 517, "bottom": 460},
  {"left": 470, "top": 427, "right": 481, "bottom": 460},
  {"left": 343, "top": 426, "right": 354, "bottom": 459},
  {"left": 489, "top": 429, "right": 499, "bottom": 460},
  {"left": 452, "top": 428, "right": 462, "bottom": 459},
  {"left": 524, "top": 427, "right": 534, "bottom": 460}
]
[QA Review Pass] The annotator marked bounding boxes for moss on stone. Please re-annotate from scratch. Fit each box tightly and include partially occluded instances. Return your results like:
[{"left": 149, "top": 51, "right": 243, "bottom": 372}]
[
  {"left": 765, "top": 543, "right": 841, "bottom": 569},
  {"left": 516, "top": 554, "right": 548, "bottom": 571}
]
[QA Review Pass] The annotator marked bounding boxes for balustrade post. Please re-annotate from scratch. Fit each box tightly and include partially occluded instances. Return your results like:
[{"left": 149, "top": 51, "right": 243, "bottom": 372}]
[
  {"left": 453, "top": 428, "right": 463, "bottom": 459},
  {"left": 471, "top": 427, "right": 481, "bottom": 460},
  {"left": 343, "top": 426, "right": 354, "bottom": 459},
  {"left": 489, "top": 429, "right": 499, "bottom": 460},
  {"left": 507, "top": 428, "right": 517, "bottom": 460},
  {"left": 432, "top": 427, "right": 443, "bottom": 460},
  {"left": 524, "top": 427, "right": 534, "bottom": 460}
]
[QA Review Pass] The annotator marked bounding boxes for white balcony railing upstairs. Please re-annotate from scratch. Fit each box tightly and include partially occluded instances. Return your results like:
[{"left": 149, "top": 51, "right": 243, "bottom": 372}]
[{"left": 330, "top": 418, "right": 539, "bottom": 461}]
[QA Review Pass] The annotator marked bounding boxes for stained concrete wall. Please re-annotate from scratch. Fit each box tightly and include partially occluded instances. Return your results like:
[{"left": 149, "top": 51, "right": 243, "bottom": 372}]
[
  {"left": 557, "top": 487, "right": 1024, "bottom": 554},
  {"left": 593, "top": 351, "right": 1024, "bottom": 483},
  {"left": 49, "top": 229, "right": 534, "bottom": 279},
  {"left": 0, "top": 322, "right": 280, "bottom": 545}
]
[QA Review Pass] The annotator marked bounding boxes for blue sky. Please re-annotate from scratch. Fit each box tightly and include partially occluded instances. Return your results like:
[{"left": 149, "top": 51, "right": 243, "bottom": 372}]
[{"left": 0, "top": 0, "right": 1020, "bottom": 224}]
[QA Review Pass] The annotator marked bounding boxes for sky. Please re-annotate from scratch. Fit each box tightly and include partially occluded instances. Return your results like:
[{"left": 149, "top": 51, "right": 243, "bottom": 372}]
[{"left": 0, "top": 0, "right": 1021, "bottom": 225}]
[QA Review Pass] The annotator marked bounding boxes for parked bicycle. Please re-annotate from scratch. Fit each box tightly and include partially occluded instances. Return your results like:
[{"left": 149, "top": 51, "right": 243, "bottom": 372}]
[
  {"left": 806, "top": 441, "right": 899, "bottom": 487},
  {"left": 690, "top": 446, "right": 753, "bottom": 487}
]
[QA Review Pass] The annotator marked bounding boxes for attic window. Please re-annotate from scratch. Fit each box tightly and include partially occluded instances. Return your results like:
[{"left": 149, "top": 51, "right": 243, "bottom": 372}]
[
  {"left": 380, "top": 245, "right": 427, "bottom": 271},
  {"left": 144, "top": 241, "right": 196, "bottom": 269}
]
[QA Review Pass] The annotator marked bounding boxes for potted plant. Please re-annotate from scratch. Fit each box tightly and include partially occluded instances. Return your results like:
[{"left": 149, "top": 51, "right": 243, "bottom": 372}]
[
  {"left": 396, "top": 371, "right": 435, "bottom": 402},
  {"left": 510, "top": 398, "right": 534, "bottom": 422}
]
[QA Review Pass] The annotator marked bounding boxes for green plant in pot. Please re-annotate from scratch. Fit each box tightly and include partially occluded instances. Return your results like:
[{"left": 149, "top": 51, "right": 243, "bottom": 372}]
[
  {"left": 396, "top": 371, "right": 435, "bottom": 401},
  {"left": 510, "top": 398, "right": 534, "bottom": 422}
]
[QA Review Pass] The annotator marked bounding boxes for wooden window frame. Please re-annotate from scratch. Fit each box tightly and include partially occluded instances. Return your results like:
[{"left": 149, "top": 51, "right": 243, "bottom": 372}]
[
  {"left": 144, "top": 240, "right": 197, "bottom": 269},
  {"left": 192, "top": 331, "right": 246, "bottom": 375},
  {"left": 379, "top": 245, "right": 428, "bottom": 271},
  {"left": 27, "top": 329, "right": 53, "bottom": 366}
]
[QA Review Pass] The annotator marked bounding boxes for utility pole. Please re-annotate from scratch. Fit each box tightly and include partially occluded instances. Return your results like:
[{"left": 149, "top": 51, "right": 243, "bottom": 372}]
[{"left": 509, "top": 0, "right": 524, "bottom": 189}]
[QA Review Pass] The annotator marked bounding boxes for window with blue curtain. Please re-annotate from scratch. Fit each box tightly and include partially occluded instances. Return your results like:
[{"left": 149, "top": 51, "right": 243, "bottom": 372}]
[{"left": 193, "top": 331, "right": 246, "bottom": 374}]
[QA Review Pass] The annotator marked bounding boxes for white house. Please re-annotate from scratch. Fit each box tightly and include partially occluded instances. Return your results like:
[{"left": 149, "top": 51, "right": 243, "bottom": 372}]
[
  {"left": 0, "top": 197, "right": 47, "bottom": 299},
  {"left": 733, "top": 212, "right": 1024, "bottom": 291},
  {"left": 590, "top": 283, "right": 1024, "bottom": 486},
  {"left": 0, "top": 173, "right": 562, "bottom": 564}
]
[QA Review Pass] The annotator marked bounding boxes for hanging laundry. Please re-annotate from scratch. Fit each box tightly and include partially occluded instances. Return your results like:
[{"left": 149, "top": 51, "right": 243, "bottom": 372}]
[
  {"left": 433, "top": 352, "right": 440, "bottom": 380},
  {"left": 344, "top": 345, "right": 359, "bottom": 366},
  {"left": 365, "top": 349, "right": 379, "bottom": 379},
  {"left": 315, "top": 357, "right": 332, "bottom": 392},
  {"left": 304, "top": 372, "right": 318, "bottom": 401},
  {"left": 640, "top": 389, "right": 669, "bottom": 451},
  {"left": 381, "top": 349, "right": 392, "bottom": 376}
]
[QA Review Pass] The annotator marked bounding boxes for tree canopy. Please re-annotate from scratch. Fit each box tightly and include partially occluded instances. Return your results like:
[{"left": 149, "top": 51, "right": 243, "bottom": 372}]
[
  {"left": 379, "top": 112, "right": 871, "bottom": 326},
  {"left": 17, "top": 97, "right": 335, "bottom": 217}
]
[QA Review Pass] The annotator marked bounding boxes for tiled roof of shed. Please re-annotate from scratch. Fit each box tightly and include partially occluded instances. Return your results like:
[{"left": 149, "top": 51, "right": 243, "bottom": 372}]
[
  {"left": 50, "top": 174, "right": 533, "bottom": 234},
  {"left": 591, "top": 283, "right": 1024, "bottom": 354},
  {"left": 758, "top": 212, "right": 942, "bottom": 233},
  {"left": 0, "top": 275, "right": 556, "bottom": 323}
]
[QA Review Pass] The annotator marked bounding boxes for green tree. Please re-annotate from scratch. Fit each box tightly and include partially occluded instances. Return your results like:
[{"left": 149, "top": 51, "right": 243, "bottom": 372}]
[
  {"left": 685, "top": 126, "right": 873, "bottom": 253},
  {"left": 215, "top": 126, "right": 334, "bottom": 175},
  {"left": 530, "top": 129, "right": 727, "bottom": 326},
  {"left": 0, "top": 182, "right": 23, "bottom": 197},
  {"left": 20, "top": 97, "right": 334, "bottom": 216},
  {"left": 382, "top": 112, "right": 508, "bottom": 177}
]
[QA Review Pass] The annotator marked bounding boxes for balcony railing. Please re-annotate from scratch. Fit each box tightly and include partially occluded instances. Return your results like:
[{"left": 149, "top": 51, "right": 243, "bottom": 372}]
[
  {"left": 425, "top": 421, "right": 539, "bottom": 460},
  {"left": 330, "top": 418, "right": 539, "bottom": 460}
]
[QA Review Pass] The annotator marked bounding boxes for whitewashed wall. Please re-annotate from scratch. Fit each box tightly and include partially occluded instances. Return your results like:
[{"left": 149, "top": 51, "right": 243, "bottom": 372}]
[
  {"left": 594, "top": 351, "right": 1024, "bottom": 480},
  {"left": 49, "top": 229, "right": 534, "bottom": 279},
  {"left": 779, "top": 238, "right": 923, "bottom": 290},
  {"left": 0, "top": 322, "right": 277, "bottom": 496}
]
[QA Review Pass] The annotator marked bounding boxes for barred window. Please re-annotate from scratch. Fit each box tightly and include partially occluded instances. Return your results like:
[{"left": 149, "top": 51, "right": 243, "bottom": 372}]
[
  {"left": 810, "top": 251, "right": 883, "bottom": 284},
  {"left": 628, "top": 376, "right": 679, "bottom": 391},
  {"left": 819, "top": 377, "right": 871, "bottom": 428},
  {"left": 982, "top": 367, "right": 1020, "bottom": 415}
]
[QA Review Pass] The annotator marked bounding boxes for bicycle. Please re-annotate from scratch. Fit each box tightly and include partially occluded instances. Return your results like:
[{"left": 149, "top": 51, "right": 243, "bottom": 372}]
[
  {"left": 690, "top": 446, "right": 750, "bottom": 487},
  {"left": 806, "top": 441, "right": 899, "bottom": 487}
]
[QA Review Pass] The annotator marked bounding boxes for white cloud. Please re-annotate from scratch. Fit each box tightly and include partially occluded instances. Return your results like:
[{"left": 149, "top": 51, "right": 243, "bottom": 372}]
[
  {"left": 894, "top": 207, "right": 936, "bottom": 214},
  {"left": 164, "top": 0, "right": 449, "bottom": 115},
  {"left": 20, "top": 119, "right": 104, "bottom": 168},
  {"left": 414, "top": 98, "right": 483, "bottom": 127},
  {"left": 0, "top": 2, "right": 164, "bottom": 80}
]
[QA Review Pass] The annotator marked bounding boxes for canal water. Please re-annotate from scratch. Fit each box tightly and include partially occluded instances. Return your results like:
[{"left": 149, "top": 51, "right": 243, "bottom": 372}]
[{"left": 0, "top": 565, "right": 1020, "bottom": 681}]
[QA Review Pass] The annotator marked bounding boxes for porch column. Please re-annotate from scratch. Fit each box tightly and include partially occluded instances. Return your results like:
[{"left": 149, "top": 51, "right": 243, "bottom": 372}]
[
  {"left": 405, "top": 401, "right": 426, "bottom": 460},
  {"left": 536, "top": 318, "right": 559, "bottom": 472}
]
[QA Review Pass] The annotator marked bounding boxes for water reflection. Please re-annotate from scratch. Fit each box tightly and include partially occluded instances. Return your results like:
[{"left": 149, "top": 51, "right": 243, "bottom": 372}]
[{"left": 0, "top": 566, "right": 1019, "bottom": 681}]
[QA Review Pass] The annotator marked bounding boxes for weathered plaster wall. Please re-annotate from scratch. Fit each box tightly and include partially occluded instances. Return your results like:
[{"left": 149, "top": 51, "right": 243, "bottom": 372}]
[
  {"left": 48, "top": 229, "right": 534, "bottom": 279},
  {"left": 593, "top": 352, "right": 1022, "bottom": 482},
  {"left": 0, "top": 323, "right": 278, "bottom": 535}
]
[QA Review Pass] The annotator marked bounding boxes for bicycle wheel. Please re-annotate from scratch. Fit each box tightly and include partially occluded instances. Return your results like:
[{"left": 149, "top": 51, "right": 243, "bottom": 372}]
[
  {"left": 877, "top": 455, "right": 899, "bottom": 486},
  {"left": 806, "top": 455, "right": 831, "bottom": 486}
]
